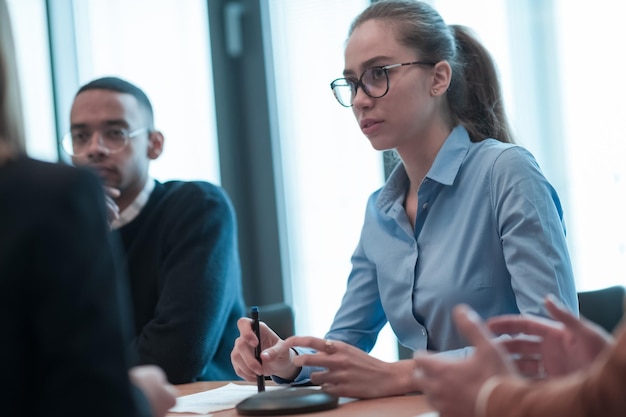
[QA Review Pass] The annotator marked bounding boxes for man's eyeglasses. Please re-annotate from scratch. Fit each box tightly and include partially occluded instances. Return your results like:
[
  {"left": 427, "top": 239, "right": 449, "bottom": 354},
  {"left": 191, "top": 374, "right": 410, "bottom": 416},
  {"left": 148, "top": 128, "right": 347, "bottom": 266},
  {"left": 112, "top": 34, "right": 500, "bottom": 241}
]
[
  {"left": 330, "top": 61, "right": 436, "bottom": 108},
  {"left": 62, "top": 127, "right": 148, "bottom": 156}
]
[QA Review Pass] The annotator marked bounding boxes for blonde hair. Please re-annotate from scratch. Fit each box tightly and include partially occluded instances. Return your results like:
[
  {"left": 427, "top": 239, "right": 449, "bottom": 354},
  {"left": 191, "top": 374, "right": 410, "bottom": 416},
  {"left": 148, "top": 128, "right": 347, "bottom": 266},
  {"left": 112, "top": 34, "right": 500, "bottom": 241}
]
[{"left": 0, "top": 0, "right": 26, "bottom": 163}]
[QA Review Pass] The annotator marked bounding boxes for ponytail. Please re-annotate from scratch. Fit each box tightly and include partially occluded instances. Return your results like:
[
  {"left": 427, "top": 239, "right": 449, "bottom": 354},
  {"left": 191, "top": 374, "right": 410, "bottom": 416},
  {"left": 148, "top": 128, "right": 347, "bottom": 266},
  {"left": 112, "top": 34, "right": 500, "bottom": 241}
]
[{"left": 448, "top": 25, "right": 514, "bottom": 143}]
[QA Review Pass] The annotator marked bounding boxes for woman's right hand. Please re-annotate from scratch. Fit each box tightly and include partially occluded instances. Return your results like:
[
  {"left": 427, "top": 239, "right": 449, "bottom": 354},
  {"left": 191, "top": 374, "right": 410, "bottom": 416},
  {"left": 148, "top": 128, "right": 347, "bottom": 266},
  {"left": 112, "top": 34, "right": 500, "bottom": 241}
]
[{"left": 231, "top": 317, "right": 300, "bottom": 381}]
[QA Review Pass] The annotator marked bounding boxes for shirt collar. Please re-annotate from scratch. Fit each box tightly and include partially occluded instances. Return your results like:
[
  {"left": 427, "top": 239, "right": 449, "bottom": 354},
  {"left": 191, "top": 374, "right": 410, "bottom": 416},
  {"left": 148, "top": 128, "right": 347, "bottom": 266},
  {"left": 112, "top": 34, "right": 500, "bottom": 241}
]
[
  {"left": 111, "top": 178, "right": 155, "bottom": 230},
  {"left": 427, "top": 124, "right": 470, "bottom": 185},
  {"left": 376, "top": 125, "right": 470, "bottom": 209}
]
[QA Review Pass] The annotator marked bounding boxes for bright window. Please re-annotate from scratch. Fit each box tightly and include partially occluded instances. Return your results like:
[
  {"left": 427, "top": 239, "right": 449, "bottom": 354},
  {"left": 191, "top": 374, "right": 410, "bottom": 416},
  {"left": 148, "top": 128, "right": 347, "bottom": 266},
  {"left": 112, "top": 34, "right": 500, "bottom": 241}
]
[
  {"left": 436, "top": 0, "right": 626, "bottom": 291},
  {"left": 553, "top": 0, "right": 626, "bottom": 290},
  {"left": 6, "top": 0, "right": 56, "bottom": 162}
]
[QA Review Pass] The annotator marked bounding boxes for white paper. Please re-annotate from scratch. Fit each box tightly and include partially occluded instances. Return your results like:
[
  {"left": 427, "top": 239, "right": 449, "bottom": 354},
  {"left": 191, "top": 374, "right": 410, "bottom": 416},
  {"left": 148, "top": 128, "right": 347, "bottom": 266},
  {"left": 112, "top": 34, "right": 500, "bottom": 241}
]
[{"left": 169, "top": 383, "right": 283, "bottom": 415}]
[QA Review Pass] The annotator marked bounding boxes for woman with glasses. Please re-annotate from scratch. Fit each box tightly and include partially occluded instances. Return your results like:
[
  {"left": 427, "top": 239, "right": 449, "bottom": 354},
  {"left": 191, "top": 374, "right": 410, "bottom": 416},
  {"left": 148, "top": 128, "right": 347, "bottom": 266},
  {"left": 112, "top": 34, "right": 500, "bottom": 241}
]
[{"left": 231, "top": 0, "right": 577, "bottom": 399}]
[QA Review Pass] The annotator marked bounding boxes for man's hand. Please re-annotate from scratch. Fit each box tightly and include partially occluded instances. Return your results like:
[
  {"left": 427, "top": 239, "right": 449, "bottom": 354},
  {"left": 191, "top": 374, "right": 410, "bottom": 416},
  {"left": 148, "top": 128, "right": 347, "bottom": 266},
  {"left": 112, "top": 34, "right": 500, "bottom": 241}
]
[
  {"left": 413, "top": 305, "right": 516, "bottom": 417},
  {"left": 104, "top": 186, "right": 120, "bottom": 225},
  {"left": 129, "top": 365, "right": 177, "bottom": 417},
  {"left": 488, "top": 295, "right": 613, "bottom": 377}
]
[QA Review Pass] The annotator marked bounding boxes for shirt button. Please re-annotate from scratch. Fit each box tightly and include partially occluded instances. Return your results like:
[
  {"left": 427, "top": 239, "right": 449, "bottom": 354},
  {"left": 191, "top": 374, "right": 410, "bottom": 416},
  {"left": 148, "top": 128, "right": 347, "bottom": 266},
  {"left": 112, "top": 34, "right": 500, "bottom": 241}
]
[{"left": 422, "top": 202, "right": 429, "bottom": 209}]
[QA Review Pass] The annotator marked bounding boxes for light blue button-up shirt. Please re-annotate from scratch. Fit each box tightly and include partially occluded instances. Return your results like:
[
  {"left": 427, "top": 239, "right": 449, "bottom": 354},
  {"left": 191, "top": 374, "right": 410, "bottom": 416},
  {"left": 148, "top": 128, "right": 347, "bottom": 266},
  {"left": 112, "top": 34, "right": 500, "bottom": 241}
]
[{"left": 288, "top": 125, "right": 578, "bottom": 382}]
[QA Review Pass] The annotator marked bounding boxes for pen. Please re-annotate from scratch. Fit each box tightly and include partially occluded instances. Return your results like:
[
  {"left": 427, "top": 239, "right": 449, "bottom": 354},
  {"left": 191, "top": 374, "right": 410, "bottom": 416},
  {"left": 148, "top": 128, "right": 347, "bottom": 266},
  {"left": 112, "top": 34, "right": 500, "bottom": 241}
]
[{"left": 251, "top": 306, "right": 265, "bottom": 392}]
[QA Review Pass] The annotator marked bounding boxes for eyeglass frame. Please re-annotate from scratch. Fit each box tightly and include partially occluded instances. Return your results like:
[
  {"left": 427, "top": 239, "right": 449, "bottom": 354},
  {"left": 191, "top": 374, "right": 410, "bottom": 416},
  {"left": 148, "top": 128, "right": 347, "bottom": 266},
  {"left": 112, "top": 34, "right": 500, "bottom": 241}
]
[
  {"left": 330, "top": 61, "right": 437, "bottom": 107},
  {"left": 61, "top": 126, "right": 149, "bottom": 156}
]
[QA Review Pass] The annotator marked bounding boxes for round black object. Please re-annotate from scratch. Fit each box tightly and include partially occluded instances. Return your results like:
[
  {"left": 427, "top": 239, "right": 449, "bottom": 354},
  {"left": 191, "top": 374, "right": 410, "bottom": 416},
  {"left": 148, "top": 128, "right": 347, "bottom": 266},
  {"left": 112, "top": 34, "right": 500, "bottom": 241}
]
[{"left": 236, "top": 387, "right": 339, "bottom": 415}]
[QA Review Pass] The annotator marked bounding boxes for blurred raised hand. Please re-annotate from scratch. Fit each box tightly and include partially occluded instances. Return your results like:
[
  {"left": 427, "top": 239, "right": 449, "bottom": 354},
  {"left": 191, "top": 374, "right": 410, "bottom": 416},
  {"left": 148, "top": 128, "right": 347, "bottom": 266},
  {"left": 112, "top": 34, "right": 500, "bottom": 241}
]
[{"left": 488, "top": 294, "right": 613, "bottom": 377}]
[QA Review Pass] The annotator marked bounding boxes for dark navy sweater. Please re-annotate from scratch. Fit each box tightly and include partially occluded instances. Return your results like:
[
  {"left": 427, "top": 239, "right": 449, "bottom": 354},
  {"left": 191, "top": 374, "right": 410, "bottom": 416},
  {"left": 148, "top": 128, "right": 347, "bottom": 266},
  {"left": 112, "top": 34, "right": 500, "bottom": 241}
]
[{"left": 117, "top": 180, "right": 245, "bottom": 383}]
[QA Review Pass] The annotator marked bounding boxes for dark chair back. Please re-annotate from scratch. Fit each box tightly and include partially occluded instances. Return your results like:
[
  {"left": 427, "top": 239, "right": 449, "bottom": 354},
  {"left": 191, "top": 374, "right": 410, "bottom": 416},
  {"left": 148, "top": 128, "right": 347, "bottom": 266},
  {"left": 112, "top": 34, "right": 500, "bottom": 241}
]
[
  {"left": 577, "top": 285, "right": 625, "bottom": 333},
  {"left": 248, "top": 302, "right": 295, "bottom": 339}
]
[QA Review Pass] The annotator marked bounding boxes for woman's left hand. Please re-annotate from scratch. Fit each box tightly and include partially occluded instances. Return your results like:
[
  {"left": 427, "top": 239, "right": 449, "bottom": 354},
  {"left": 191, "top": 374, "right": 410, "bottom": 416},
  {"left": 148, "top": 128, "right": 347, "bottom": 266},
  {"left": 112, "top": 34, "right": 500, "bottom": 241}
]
[{"left": 283, "top": 336, "right": 415, "bottom": 399}]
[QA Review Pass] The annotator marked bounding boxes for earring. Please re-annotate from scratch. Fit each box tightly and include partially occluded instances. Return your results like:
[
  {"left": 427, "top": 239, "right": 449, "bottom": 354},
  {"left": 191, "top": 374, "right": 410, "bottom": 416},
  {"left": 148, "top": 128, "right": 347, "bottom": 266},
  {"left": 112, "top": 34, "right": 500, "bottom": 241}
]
[{"left": 432, "top": 89, "right": 438, "bottom": 95}]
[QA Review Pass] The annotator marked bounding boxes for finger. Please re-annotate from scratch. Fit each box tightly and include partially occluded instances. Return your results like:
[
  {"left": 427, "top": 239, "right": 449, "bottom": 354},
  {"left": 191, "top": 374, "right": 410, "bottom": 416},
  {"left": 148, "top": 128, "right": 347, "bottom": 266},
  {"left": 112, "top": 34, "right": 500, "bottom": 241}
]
[
  {"left": 497, "top": 337, "right": 543, "bottom": 356},
  {"left": 309, "top": 369, "right": 331, "bottom": 386},
  {"left": 239, "top": 318, "right": 280, "bottom": 349},
  {"left": 453, "top": 304, "right": 494, "bottom": 349},
  {"left": 514, "top": 355, "right": 544, "bottom": 379},
  {"left": 291, "top": 351, "right": 338, "bottom": 369},
  {"left": 243, "top": 351, "right": 264, "bottom": 376},
  {"left": 238, "top": 366, "right": 260, "bottom": 381},
  {"left": 545, "top": 295, "right": 612, "bottom": 340},
  {"left": 544, "top": 294, "right": 586, "bottom": 328},
  {"left": 488, "top": 314, "right": 561, "bottom": 338},
  {"left": 317, "top": 380, "right": 342, "bottom": 397},
  {"left": 106, "top": 202, "right": 119, "bottom": 220},
  {"left": 260, "top": 339, "right": 290, "bottom": 361},
  {"left": 284, "top": 336, "right": 335, "bottom": 353},
  {"left": 234, "top": 360, "right": 259, "bottom": 382},
  {"left": 232, "top": 336, "right": 264, "bottom": 376},
  {"left": 165, "top": 383, "right": 179, "bottom": 399},
  {"left": 413, "top": 354, "right": 449, "bottom": 378},
  {"left": 412, "top": 359, "right": 444, "bottom": 399},
  {"left": 104, "top": 186, "right": 120, "bottom": 198},
  {"left": 232, "top": 321, "right": 266, "bottom": 377},
  {"left": 237, "top": 318, "right": 257, "bottom": 341},
  {"left": 106, "top": 201, "right": 119, "bottom": 213},
  {"left": 412, "top": 363, "right": 428, "bottom": 388}
]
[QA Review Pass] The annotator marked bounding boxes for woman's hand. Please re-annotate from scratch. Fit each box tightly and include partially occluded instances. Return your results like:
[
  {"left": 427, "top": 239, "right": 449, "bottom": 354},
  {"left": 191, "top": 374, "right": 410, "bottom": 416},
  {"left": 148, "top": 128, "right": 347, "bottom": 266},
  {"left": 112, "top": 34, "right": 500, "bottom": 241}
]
[
  {"left": 283, "top": 336, "right": 413, "bottom": 398},
  {"left": 231, "top": 317, "right": 299, "bottom": 381}
]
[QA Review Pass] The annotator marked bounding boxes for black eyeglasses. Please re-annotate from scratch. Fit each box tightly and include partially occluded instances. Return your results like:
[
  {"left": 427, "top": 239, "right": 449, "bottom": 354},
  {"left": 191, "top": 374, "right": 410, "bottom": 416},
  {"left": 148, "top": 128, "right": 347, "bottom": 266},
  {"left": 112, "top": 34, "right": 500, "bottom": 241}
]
[{"left": 330, "top": 61, "right": 436, "bottom": 107}]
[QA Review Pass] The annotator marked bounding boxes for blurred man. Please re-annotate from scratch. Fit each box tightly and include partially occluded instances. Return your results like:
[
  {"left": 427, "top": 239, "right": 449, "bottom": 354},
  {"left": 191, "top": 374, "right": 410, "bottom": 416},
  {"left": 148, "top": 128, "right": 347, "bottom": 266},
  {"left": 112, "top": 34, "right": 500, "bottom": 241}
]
[{"left": 65, "top": 77, "right": 245, "bottom": 383}]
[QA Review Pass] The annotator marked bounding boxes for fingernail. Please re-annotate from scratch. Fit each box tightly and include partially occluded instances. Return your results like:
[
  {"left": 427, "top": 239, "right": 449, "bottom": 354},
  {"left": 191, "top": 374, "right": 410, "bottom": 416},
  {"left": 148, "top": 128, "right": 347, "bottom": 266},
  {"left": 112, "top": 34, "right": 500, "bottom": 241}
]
[
  {"left": 546, "top": 294, "right": 564, "bottom": 308},
  {"left": 462, "top": 305, "right": 480, "bottom": 322}
]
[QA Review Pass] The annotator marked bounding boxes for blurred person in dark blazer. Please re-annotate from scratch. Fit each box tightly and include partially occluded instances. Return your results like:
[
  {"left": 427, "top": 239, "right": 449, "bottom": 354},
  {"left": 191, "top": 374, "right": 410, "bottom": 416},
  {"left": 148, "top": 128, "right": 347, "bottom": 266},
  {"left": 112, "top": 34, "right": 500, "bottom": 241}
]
[{"left": 0, "top": 1, "right": 176, "bottom": 415}]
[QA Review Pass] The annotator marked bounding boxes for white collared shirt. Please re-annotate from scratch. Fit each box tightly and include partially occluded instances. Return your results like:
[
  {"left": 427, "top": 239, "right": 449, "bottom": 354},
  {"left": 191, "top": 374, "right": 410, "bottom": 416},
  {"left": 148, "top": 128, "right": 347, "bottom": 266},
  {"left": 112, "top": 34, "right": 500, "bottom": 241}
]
[{"left": 111, "top": 178, "right": 155, "bottom": 230}]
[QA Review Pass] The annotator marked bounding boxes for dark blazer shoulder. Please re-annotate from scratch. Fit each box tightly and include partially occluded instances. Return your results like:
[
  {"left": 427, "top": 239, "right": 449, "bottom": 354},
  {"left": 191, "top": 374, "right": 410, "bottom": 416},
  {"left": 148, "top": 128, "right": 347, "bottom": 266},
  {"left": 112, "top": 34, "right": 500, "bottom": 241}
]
[
  {"left": 3, "top": 157, "right": 99, "bottom": 194},
  {"left": 0, "top": 158, "right": 108, "bottom": 234}
]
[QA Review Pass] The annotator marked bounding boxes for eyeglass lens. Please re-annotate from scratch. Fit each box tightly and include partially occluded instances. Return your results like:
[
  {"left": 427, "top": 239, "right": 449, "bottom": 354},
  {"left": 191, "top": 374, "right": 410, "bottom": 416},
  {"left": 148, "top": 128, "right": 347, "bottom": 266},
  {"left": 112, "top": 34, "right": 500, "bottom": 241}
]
[
  {"left": 332, "top": 67, "right": 389, "bottom": 107},
  {"left": 62, "top": 128, "right": 131, "bottom": 156}
]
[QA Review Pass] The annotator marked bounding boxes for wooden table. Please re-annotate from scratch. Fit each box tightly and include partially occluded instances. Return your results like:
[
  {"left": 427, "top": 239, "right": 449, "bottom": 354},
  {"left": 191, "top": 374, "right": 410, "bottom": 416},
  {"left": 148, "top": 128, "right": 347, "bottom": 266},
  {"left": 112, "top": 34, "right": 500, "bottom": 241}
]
[{"left": 168, "top": 381, "right": 434, "bottom": 417}]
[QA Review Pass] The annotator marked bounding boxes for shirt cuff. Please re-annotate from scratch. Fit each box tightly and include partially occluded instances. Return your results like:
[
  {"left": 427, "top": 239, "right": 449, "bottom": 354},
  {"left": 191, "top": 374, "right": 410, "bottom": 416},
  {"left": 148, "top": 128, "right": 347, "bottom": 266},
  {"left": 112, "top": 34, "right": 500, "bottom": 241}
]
[{"left": 270, "top": 347, "right": 306, "bottom": 384}]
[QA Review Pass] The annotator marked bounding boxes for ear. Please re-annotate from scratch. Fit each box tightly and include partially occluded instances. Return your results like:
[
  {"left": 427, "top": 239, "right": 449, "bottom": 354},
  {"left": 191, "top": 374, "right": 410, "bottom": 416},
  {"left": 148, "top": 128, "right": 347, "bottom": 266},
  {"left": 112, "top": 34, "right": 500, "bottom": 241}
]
[
  {"left": 147, "top": 130, "right": 164, "bottom": 160},
  {"left": 430, "top": 60, "right": 452, "bottom": 96}
]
